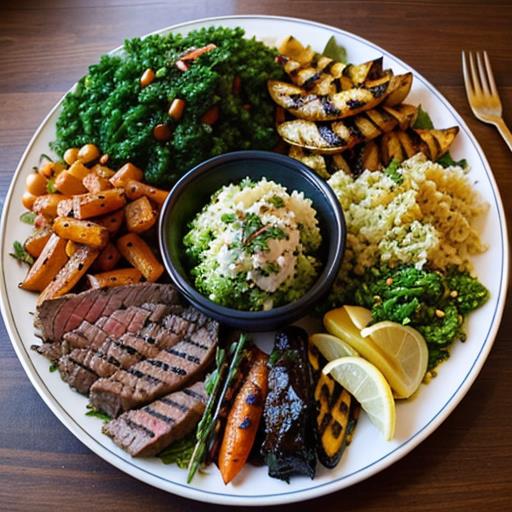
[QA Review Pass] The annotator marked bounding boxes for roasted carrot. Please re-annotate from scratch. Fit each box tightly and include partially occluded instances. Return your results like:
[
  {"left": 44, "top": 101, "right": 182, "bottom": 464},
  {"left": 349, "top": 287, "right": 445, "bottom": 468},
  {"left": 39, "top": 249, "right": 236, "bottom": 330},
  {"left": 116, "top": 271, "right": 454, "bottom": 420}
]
[
  {"left": 20, "top": 234, "right": 68, "bottom": 292},
  {"left": 73, "top": 188, "right": 126, "bottom": 219},
  {"left": 55, "top": 170, "right": 88, "bottom": 195},
  {"left": 95, "top": 242, "right": 121, "bottom": 271},
  {"left": 124, "top": 179, "right": 168, "bottom": 206},
  {"left": 109, "top": 163, "right": 143, "bottom": 188},
  {"left": 53, "top": 217, "right": 109, "bottom": 249},
  {"left": 87, "top": 267, "right": 143, "bottom": 289},
  {"left": 37, "top": 245, "right": 99, "bottom": 303},
  {"left": 83, "top": 172, "right": 113, "bottom": 193},
  {"left": 33, "top": 194, "right": 71, "bottom": 218},
  {"left": 125, "top": 196, "right": 157, "bottom": 233},
  {"left": 66, "top": 160, "right": 90, "bottom": 181},
  {"left": 94, "top": 208, "right": 124, "bottom": 235},
  {"left": 116, "top": 233, "right": 164, "bottom": 282},
  {"left": 218, "top": 350, "right": 269, "bottom": 484},
  {"left": 24, "top": 227, "right": 51, "bottom": 258}
]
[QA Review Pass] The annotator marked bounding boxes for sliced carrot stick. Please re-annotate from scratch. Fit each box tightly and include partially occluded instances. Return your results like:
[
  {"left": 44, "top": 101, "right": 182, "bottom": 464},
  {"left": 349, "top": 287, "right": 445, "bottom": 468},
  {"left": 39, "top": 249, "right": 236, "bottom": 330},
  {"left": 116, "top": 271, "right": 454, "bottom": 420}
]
[
  {"left": 218, "top": 350, "right": 268, "bottom": 484},
  {"left": 180, "top": 43, "right": 217, "bottom": 61}
]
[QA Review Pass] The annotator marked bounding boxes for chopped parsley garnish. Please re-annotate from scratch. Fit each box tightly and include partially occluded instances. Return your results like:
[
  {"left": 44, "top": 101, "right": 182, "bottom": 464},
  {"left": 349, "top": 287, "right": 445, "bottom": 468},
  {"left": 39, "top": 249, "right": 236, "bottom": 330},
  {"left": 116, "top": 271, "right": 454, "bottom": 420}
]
[
  {"left": 437, "top": 152, "right": 468, "bottom": 169},
  {"left": 85, "top": 405, "right": 112, "bottom": 422},
  {"left": 269, "top": 195, "right": 285, "bottom": 208},
  {"left": 20, "top": 211, "right": 36, "bottom": 225},
  {"left": 384, "top": 159, "right": 403, "bottom": 184},
  {"left": 10, "top": 241, "right": 34, "bottom": 265},
  {"left": 413, "top": 105, "right": 435, "bottom": 130},
  {"left": 221, "top": 213, "right": 236, "bottom": 223}
]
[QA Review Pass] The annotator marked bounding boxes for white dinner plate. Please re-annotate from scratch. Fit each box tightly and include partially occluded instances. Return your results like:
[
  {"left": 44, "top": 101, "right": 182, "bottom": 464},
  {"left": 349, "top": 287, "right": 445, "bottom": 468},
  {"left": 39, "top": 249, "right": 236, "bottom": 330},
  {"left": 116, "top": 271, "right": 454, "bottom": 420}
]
[{"left": 0, "top": 15, "right": 509, "bottom": 507}]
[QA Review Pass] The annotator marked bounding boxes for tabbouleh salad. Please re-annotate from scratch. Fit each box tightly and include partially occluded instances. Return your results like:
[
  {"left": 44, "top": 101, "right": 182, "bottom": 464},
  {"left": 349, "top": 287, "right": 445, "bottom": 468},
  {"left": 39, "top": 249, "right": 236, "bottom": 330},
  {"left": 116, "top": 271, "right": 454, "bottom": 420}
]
[
  {"left": 51, "top": 27, "right": 284, "bottom": 187},
  {"left": 183, "top": 178, "right": 322, "bottom": 311}
]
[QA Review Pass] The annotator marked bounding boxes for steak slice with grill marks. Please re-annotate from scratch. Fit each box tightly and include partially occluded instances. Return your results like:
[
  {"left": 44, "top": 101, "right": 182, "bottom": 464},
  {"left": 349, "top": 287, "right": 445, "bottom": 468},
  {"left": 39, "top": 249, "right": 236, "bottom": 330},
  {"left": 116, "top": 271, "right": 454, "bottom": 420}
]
[
  {"left": 36, "top": 303, "right": 177, "bottom": 363},
  {"left": 35, "top": 283, "right": 178, "bottom": 342},
  {"left": 59, "top": 325, "right": 181, "bottom": 394},
  {"left": 89, "top": 319, "right": 218, "bottom": 417},
  {"left": 103, "top": 381, "right": 207, "bottom": 457},
  {"left": 59, "top": 305, "right": 212, "bottom": 395}
]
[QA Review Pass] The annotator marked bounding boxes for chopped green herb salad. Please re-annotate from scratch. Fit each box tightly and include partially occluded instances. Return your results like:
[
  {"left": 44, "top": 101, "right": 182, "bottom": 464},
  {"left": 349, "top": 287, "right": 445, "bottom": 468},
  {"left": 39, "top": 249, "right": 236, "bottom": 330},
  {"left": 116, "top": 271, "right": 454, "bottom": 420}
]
[
  {"left": 51, "top": 27, "right": 284, "bottom": 186},
  {"left": 183, "top": 178, "right": 322, "bottom": 311}
]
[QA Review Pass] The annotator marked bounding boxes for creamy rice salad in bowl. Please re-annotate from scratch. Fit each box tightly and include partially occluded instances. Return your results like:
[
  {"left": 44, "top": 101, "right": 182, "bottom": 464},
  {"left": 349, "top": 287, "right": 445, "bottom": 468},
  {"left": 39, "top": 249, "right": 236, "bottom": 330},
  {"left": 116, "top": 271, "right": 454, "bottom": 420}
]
[{"left": 158, "top": 150, "right": 346, "bottom": 330}]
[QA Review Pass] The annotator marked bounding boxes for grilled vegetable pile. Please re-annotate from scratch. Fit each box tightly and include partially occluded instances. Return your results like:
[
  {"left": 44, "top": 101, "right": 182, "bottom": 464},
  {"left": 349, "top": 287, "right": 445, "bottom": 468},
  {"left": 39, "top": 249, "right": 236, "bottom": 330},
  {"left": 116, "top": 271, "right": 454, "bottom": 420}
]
[{"left": 270, "top": 35, "right": 459, "bottom": 177}]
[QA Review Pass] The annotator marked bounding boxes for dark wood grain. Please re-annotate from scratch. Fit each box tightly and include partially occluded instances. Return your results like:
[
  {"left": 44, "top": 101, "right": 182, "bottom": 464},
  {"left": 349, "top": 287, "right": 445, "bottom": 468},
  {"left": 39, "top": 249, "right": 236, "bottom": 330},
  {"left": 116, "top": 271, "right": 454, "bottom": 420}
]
[{"left": 0, "top": 1, "right": 511, "bottom": 510}]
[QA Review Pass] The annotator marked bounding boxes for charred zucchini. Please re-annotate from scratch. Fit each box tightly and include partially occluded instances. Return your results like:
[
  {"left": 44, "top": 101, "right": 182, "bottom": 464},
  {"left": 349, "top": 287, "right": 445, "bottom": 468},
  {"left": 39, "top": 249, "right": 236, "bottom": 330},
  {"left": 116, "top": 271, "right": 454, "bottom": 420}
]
[
  {"left": 278, "top": 104, "right": 417, "bottom": 153},
  {"left": 261, "top": 327, "right": 317, "bottom": 481},
  {"left": 277, "top": 35, "right": 386, "bottom": 94},
  {"left": 268, "top": 73, "right": 412, "bottom": 122},
  {"left": 308, "top": 341, "right": 353, "bottom": 468},
  {"left": 288, "top": 146, "right": 350, "bottom": 178}
]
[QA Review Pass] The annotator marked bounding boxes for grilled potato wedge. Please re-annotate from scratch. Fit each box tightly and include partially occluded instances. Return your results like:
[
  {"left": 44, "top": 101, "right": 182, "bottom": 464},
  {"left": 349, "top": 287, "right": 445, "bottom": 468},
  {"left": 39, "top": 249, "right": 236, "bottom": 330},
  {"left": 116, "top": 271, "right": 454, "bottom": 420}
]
[
  {"left": 288, "top": 146, "right": 350, "bottom": 178},
  {"left": 277, "top": 104, "right": 417, "bottom": 153},
  {"left": 383, "top": 72, "right": 413, "bottom": 106},
  {"left": 268, "top": 73, "right": 412, "bottom": 121},
  {"left": 277, "top": 35, "right": 386, "bottom": 94},
  {"left": 352, "top": 126, "right": 459, "bottom": 173},
  {"left": 414, "top": 127, "right": 459, "bottom": 161}
]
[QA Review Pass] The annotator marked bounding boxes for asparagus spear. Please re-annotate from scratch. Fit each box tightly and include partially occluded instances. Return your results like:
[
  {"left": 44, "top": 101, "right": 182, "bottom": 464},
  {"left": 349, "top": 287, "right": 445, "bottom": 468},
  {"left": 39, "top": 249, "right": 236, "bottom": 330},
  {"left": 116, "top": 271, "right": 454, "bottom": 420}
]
[{"left": 187, "top": 334, "right": 249, "bottom": 482}]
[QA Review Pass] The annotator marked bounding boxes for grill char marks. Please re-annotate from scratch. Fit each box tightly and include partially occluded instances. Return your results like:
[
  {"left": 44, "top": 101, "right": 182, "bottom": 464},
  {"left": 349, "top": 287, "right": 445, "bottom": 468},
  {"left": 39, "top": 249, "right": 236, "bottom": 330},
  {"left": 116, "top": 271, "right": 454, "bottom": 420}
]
[
  {"left": 89, "top": 320, "right": 218, "bottom": 417},
  {"left": 57, "top": 304, "right": 156, "bottom": 362},
  {"left": 59, "top": 305, "right": 214, "bottom": 397},
  {"left": 102, "top": 381, "right": 207, "bottom": 457},
  {"left": 35, "top": 283, "right": 179, "bottom": 342}
]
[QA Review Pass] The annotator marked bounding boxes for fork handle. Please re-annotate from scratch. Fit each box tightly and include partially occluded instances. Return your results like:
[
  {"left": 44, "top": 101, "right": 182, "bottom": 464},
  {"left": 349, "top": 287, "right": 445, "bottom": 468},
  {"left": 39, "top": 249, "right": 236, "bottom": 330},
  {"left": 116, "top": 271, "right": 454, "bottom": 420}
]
[{"left": 494, "top": 118, "right": 512, "bottom": 152}]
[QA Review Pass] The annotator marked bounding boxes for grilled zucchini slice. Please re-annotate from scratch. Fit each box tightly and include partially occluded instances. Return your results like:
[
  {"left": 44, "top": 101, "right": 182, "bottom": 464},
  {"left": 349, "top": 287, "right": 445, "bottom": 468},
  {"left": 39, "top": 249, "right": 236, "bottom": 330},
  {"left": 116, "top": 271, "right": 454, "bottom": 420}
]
[
  {"left": 268, "top": 73, "right": 411, "bottom": 122},
  {"left": 288, "top": 146, "right": 350, "bottom": 178},
  {"left": 277, "top": 104, "right": 417, "bottom": 154},
  {"left": 414, "top": 127, "right": 459, "bottom": 161},
  {"left": 308, "top": 341, "right": 353, "bottom": 469}
]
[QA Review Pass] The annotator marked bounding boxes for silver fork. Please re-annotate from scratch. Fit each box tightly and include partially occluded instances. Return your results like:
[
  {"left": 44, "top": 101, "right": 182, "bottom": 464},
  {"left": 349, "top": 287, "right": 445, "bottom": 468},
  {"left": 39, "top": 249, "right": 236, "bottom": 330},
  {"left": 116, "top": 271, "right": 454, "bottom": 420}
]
[{"left": 462, "top": 50, "right": 512, "bottom": 151}]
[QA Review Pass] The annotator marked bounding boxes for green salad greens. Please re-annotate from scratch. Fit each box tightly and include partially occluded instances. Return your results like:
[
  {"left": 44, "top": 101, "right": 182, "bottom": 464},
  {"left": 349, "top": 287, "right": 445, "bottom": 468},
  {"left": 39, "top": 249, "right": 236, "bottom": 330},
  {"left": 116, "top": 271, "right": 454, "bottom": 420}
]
[
  {"left": 51, "top": 27, "right": 284, "bottom": 186},
  {"left": 183, "top": 178, "right": 322, "bottom": 311},
  {"left": 324, "top": 266, "right": 489, "bottom": 368}
]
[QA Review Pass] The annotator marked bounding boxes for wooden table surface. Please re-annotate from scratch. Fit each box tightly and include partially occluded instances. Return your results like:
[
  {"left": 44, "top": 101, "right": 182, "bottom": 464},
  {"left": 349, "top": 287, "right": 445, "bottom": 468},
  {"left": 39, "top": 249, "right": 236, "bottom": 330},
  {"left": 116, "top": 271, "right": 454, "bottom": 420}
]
[{"left": 1, "top": 1, "right": 511, "bottom": 510}]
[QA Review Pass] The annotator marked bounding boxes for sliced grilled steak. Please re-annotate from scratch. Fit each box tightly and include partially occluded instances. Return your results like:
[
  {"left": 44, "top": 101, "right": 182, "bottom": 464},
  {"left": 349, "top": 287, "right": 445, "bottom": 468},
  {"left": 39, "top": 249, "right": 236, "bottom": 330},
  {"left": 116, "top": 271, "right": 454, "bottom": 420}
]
[
  {"left": 35, "top": 283, "right": 178, "bottom": 342},
  {"left": 59, "top": 305, "right": 212, "bottom": 395},
  {"left": 89, "top": 320, "right": 218, "bottom": 417},
  {"left": 103, "top": 381, "right": 207, "bottom": 457},
  {"left": 58, "top": 349, "right": 100, "bottom": 395},
  {"left": 59, "top": 326, "right": 180, "bottom": 394}
]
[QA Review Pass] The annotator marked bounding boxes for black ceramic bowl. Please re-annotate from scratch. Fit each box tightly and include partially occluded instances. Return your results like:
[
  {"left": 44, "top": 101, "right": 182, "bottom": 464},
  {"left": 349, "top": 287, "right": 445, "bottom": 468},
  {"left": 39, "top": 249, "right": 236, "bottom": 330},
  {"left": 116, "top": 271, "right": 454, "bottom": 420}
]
[{"left": 158, "top": 150, "right": 345, "bottom": 331}]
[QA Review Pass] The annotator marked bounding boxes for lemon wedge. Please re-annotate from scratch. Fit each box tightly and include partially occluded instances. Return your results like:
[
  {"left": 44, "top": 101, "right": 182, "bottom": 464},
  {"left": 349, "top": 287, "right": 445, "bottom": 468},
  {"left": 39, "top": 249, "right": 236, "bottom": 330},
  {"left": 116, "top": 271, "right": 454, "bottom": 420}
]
[
  {"left": 361, "top": 321, "right": 428, "bottom": 399},
  {"left": 344, "top": 305, "right": 373, "bottom": 330},
  {"left": 323, "top": 357, "right": 396, "bottom": 440},
  {"left": 324, "top": 307, "right": 428, "bottom": 398},
  {"left": 310, "top": 333, "right": 359, "bottom": 361}
]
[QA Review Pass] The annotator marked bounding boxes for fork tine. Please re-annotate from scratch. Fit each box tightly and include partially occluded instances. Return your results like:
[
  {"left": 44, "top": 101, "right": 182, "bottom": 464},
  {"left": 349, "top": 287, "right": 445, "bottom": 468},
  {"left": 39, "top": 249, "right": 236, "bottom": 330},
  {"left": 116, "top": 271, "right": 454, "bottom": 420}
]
[
  {"left": 468, "top": 51, "right": 482, "bottom": 95},
  {"left": 462, "top": 51, "right": 474, "bottom": 99},
  {"left": 483, "top": 51, "right": 498, "bottom": 96},
  {"left": 476, "top": 52, "right": 490, "bottom": 95}
]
